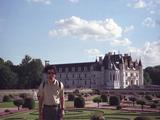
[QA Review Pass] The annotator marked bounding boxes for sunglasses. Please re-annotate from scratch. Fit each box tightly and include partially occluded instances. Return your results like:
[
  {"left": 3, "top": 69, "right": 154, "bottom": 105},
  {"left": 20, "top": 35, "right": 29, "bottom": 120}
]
[{"left": 47, "top": 72, "right": 56, "bottom": 74}]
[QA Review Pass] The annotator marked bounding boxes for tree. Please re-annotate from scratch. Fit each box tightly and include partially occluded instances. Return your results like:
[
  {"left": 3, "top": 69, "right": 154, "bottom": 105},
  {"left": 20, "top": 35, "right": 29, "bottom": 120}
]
[
  {"left": 143, "top": 72, "right": 152, "bottom": 85},
  {"left": 21, "top": 55, "right": 32, "bottom": 65},
  {"left": 0, "top": 65, "right": 17, "bottom": 89},
  {"left": 129, "top": 97, "right": 137, "bottom": 107},
  {"left": 17, "top": 56, "right": 44, "bottom": 89},
  {"left": 93, "top": 96, "right": 102, "bottom": 108},
  {"left": 136, "top": 100, "right": 146, "bottom": 111},
  {"left": 13, "top": 99, "right": 24, "bottom": 110}
]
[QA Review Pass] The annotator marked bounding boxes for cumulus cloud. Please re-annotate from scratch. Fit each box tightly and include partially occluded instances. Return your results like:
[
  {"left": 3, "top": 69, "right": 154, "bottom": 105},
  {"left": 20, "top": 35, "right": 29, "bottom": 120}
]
[
  {"left": 49, "top": 16, "right": 123, "bottom": 41},
  {"left": 26, "top": 0, "right": 51, "bottom": 5},
  {"left": 127, "top": 0, "right": 146, "bottom": 9},
  {"left": 128, "top": 41, "right": 160, "bottom": 67},
  {"left": 123, "top": 25, "right": 134, "bottom": 33},
  {"left": 85, "top": 48, "right": 104, "bottom": 59},
  {"left": 69, "top": 0, "right": 79, "bottom": 3},
  {"left": 111, "top": 38, "right": 132, "bottom": 46},
  {"left": 142, "top": 17, "right": 156, "bottom": 27}
]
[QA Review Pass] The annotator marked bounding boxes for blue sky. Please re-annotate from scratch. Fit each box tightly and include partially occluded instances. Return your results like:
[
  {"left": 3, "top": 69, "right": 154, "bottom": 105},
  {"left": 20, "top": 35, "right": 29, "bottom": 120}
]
[{"left": 0, "top": 0, "right": 160, "bottom": 68}]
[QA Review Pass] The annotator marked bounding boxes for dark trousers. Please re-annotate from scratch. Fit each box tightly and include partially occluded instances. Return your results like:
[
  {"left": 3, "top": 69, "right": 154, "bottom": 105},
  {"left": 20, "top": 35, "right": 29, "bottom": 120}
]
[{"left": 43, "top": 105, "right": 60, "bottom": 120}]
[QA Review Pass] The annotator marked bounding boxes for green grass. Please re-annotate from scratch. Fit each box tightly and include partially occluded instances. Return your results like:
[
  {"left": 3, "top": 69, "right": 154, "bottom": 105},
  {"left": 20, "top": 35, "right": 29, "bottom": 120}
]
[
  {"left": 0, "top": 102, "right": 16, "bottom": 108},
  {"left": 1, "top": 108, "right": 160, "bottom": 120},
  {"left": 1, "top": 101, "right": 160, "bottom": 120}
]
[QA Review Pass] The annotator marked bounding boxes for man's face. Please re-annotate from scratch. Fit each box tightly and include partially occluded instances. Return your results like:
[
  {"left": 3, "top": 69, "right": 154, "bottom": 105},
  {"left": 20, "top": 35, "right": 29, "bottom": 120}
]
[{"left": 47, "top": 69, "right": 56, "bottom": 81}]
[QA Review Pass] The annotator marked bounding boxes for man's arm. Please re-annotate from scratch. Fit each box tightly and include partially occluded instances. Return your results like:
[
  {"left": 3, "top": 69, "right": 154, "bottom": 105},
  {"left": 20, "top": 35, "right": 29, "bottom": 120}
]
[
  {"left": 60, "top": 86, "right": 65, "bottom": 118},
  {"left": 38, "top": 95, "right": 44, "bottom": 120}
]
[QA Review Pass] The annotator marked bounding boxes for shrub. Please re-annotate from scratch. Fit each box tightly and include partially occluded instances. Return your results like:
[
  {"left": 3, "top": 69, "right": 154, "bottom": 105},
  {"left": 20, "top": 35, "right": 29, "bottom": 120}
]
[
  {"left": 4, "top": 109, "right": 10, "bottom": 112},
  {"left": 145, "top": 95, "right": 152, "bottom": 101},
  {"left": 100, "top": 94, "right": 108, "bottom": 102},
  {"left": 74, "top": 96, "right": 85, "bottom": 108},
  {"left": 116, "top": 105, "right": 122, "bottom": 110},
  {"left": 93, "top": 96, "right": 102, "bottom": 108},
  {"left": 150, "top": 103, "right": 156, "bottom": 108},
  {"left": 3, "top": 95, "right": 12, "bottom": 102},
  {"left": 68, "top": 93, "right": 75, "bottom": 101},
  {"left": 73, "top": 89, "right": 80, "bottom": 96},
  {"left": 13, "top": 99, "right": 24, "bottom": 110},
  {"left": 136, "top": 100, "right": 145, "bottom": 110},
  {"left": 90, "top": 112, "right": 105, "bottom": 120},
  {"left": 134, "top": 116, "right": 151, "bottom": 120},
  {"left": 129, "top": 97, "right": 137, "bottom": 106},
  {"left": 22, "top": 97, "right": 35, "bottom": 109},
  {"left": 19, "top": 93, "right": 28, "bottom": 99},
  {"left": 92, "top": 89, "right": 101, "bottom": 95},
  {"left": 109, "top": 96, "right": 120, "bottom": 106}
]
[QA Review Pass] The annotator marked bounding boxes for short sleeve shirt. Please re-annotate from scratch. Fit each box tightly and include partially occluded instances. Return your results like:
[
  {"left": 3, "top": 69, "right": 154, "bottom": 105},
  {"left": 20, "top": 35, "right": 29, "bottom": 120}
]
[{"left": 37, "top": 79, "right": 64, "bottom": 105}]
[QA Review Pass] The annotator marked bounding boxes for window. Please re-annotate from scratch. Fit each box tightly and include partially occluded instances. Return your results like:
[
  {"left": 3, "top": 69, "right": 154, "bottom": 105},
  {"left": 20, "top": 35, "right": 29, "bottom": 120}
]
[
  {"left": 85, "top": 81, "right": 87, "bottom": 85},
  {"left": 65, "top": 68, "right": 68, "bottom": 72},
  {"left": 59, "top": 74, "right": 61, "bottom": 78},
  {"left": 78, "top": 67, "right": 81, "bottom": 71},
  {"left": 85, "top": 74, "right": 87, "bottom": 78},
  {"left": 59, "top": 68, "right": 62, "bottom": 72},
  {"left": 72, "top": 67, "right": 75, "bottom": 72}
]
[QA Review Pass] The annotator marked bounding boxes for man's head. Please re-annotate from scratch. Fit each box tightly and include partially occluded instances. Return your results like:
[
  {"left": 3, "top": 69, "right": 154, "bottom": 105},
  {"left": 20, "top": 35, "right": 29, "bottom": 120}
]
[{"left": 43, "top": 65, "right": 57, "bottom": 81}]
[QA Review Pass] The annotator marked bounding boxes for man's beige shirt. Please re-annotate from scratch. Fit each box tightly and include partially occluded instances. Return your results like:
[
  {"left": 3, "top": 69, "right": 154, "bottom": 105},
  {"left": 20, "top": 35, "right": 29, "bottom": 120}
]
[{"left": 37, "top": 79, "right": 64, "bottom": 105}]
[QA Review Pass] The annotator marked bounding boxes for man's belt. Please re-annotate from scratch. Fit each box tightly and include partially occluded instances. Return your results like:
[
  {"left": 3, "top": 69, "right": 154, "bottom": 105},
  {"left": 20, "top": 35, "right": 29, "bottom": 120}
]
[{"left": 44, "top": 104, "right": 60, "bottom": 107}]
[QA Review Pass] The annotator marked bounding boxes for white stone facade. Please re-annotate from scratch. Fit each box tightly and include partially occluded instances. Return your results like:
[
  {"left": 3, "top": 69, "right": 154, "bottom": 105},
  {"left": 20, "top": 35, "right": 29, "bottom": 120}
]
[{"left": 54, "top": 52, "right": 143, "bottom": 89}]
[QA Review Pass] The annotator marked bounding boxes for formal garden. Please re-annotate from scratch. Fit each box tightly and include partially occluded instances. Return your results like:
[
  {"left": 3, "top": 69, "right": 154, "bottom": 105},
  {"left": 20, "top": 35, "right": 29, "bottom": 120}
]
[{"left": 0, "top": 89, "right": 160, "bottom": 120}]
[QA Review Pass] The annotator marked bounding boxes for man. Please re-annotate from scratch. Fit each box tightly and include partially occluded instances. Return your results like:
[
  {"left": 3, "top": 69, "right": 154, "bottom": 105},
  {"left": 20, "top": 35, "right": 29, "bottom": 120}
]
[{"left": 38, "top": 65, "right": 65, "bottom": 120}]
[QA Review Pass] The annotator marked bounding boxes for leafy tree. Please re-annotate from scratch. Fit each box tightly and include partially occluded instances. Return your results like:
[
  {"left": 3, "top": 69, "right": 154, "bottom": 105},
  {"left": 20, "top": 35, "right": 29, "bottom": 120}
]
[
  {"left": 136, "top": 100, "right": 146, "bottom": 111},
  {"left": 21, "top": 55, "right": 32, "bottom": 65},
  {"left": 143, "top": 72, "right": 152, "bottom": 85},
  {"left": 129, "top": 97, "right": 137, "bottom": 106},
  {"left": 93, "top": 96, "right": 102, "bottom": 108},
  {"left": 144, "top": 66, "right": 160, "bottom": 85},
  {"left": 0, "top": 65, "right": 17, "bottom": 89},
  {"left": 0, "top": 58, "right": 4, "bottom": 64},
  {"left": 13, "top": 99, "right": 24, "bottom": 110}
]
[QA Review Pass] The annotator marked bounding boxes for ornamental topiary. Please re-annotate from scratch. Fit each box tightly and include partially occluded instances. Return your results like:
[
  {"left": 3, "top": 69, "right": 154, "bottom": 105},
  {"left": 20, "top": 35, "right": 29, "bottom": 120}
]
[{"left": 74, "top": 96, "right": 85, "bottom": 108}]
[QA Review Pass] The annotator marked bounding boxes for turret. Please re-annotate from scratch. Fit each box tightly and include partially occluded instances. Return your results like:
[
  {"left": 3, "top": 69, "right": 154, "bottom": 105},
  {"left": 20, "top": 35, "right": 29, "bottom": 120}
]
[{"left": 138, "top": 58, "right": 143, "bottom": 86}]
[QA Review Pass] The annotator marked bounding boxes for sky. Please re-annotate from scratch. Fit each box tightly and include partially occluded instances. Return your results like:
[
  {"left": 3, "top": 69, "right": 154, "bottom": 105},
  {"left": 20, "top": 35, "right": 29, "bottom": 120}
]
[{"left": 0, "top": 0, "right": 160, "bottom": 68}]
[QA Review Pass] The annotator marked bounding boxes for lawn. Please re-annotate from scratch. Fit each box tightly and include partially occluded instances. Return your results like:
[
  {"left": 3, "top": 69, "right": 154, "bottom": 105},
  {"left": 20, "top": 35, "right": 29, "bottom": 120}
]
[
  {"left": 1, "top": 108, "right": 160, "bottom": 120},
  {"left": 1, "top": 101, "right": 160, "bottom": 120},
  {"left": 0, "top": 102, "right": 16, "bottom": 108}
]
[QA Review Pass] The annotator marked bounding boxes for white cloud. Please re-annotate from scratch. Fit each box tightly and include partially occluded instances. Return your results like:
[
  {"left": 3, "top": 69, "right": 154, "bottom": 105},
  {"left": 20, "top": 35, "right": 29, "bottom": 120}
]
[
  {"left": 111, "top": 38, "right": 132, "bottom": 46},
  {"left": 142, "top": 17, "right": 156, "bottom": 27},
  {"left": 26, "top": 0, "right": 51, "bottom": 5},
  {"left": 128, "top": 41, "right": 160, "bottom": 67},
  {"left": 85, "top": 49, "right": 101, "bottom": 56},
  {"left": 49, "top": 16, "right": 122, "bottom": 41},
  {"left": 69, "top": 0, "right": 79, "bottom": 3},
  {"left": 127, "top": 0, "right": 147, "bottom": 9},
  {"left": 85, "top": 48, "right": 104, "bottom": 59},
  {"left": 133, "top": 0, "right": 147, "bottom": 8},
  {"left": 123, "top": 25, "right": 134, "bottom": 33}
]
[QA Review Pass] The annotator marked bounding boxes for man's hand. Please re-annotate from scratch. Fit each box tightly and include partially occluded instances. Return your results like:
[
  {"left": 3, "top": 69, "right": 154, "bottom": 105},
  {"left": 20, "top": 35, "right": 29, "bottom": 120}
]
[
  {"left": 39, "top": 111, "right": 43, "bottom": 120},
  {"left": 59, "top": 109, "right": 65, "bottom": 120}
]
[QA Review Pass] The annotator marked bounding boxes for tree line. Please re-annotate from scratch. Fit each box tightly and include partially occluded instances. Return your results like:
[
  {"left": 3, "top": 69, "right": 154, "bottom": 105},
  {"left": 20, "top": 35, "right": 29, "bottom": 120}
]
[
  {"left": 144, "top": 65, "right": 160, "bottom": 85},
  {"left": 0, "top": 55, "right": 160, "bottom": 89},
  {"left": 0, "top": 55, "right": 44, "bottom": 89}
]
